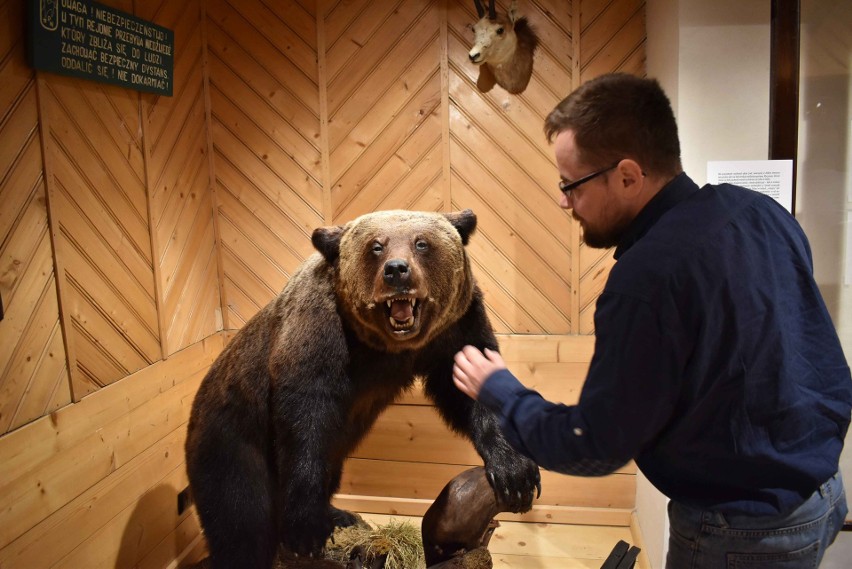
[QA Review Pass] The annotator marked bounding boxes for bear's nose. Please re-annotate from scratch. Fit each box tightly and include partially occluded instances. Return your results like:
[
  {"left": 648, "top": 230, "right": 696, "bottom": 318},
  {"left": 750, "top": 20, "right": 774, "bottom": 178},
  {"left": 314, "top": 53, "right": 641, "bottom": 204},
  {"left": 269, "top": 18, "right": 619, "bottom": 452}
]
[{"left": 383, "top": 259, "right": 410, "bottom": 287}]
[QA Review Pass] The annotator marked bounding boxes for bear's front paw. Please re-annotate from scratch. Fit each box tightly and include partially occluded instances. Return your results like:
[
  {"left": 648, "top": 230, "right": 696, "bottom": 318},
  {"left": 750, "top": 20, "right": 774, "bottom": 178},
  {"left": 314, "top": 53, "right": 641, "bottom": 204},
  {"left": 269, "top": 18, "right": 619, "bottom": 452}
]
[
  {"left": 281, "top": 513, "right": 335, "bottom": 558},
  {"left": 486, "top": 455, "right": 541, "bottom": 513}
]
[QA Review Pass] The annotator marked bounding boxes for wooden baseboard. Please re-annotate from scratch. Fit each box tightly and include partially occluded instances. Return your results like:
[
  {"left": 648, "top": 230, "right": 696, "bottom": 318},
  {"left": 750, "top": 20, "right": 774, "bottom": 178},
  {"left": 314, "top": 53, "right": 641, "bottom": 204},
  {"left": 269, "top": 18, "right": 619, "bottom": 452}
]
[{"left": 629, "top": 511, "right": 652, "bottom": 569}]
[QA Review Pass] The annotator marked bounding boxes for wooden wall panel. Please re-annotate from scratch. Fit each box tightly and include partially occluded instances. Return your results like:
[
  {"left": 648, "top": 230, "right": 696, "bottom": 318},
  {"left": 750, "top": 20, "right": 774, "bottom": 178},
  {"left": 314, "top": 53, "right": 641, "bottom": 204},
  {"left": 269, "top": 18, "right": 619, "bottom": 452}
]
[
  {"left": 138, "top": 0, "right": 222, "bottom": 356},
  {"left": 206, "top": 0, "right": 322, "bottom": 329},
  {"left": 574, "top": 0, "right": 645, "bottom": 332},
  {"left": 448, "top": 0, "right": 574, "bottom": 335},
  {"left": 40, "top": 65, "right": 160, "bottom": 396},
  {"left": 0, "top": 335, "right": 223, "bottom": 569},
  {"left": 0, "top": 0, "right": 71, "bottom": 435},
  {"left": 209, "top": 0, "right": 644, "bottom": 336},
  {"left": 325, "top": 0, "right": 445, "bottom": 221}
]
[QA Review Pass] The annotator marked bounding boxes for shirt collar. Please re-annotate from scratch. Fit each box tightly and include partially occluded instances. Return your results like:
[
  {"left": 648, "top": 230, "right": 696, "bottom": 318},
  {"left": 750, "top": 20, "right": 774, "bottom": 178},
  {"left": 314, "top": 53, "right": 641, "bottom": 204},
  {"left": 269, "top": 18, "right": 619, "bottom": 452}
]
[{"left": 614, "top": 172, "right": 699, "bottom": 260}]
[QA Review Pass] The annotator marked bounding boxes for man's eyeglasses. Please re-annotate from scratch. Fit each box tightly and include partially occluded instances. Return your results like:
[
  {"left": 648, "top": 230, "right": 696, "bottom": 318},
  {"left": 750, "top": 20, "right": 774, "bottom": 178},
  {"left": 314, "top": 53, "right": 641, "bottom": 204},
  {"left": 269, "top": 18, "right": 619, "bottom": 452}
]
[{"left": 559, "top": 162, "right": 620, "bottom": 196}]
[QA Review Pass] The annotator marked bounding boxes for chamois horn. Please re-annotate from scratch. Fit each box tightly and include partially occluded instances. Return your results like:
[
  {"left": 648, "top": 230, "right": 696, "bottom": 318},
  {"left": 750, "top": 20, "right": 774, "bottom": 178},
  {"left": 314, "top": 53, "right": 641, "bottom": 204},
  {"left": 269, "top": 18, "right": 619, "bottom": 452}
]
[
  {"left": 473, "top": 0, "right": 484, "bottom": 18},
  {"left": 472, "top": 0, "right": 496, "bottom": 20}
]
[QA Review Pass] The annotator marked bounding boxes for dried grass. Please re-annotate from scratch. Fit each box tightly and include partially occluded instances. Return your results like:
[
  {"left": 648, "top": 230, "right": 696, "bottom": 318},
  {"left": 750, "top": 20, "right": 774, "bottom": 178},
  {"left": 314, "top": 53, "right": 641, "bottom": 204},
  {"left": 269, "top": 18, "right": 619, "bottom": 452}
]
[{"left": 324, "top": 518, "right": 427, "bottom": 569}]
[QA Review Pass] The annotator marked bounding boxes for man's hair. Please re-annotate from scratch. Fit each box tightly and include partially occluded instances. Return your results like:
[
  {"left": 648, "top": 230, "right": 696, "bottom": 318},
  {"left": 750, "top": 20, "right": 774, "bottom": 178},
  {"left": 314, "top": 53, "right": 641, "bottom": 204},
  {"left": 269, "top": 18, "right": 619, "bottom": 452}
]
[{"left": 544, "top": 73, "right": 682, "bottom": 177}]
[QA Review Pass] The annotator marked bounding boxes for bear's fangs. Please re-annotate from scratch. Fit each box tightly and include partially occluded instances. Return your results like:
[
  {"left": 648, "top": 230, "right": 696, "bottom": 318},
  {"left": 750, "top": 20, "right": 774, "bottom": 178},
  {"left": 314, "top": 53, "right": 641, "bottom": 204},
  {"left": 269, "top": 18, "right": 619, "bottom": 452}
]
[{"left": 384, "top": 297, "right": 420, "bottom": 331}]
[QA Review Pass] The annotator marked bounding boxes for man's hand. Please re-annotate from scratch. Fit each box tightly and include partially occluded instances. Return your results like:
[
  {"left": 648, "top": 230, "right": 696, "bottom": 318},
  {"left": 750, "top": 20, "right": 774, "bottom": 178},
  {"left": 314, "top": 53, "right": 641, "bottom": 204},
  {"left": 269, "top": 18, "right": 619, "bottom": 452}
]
[{"left": 453, "top": 346, "right": 506, "bottom": 400}]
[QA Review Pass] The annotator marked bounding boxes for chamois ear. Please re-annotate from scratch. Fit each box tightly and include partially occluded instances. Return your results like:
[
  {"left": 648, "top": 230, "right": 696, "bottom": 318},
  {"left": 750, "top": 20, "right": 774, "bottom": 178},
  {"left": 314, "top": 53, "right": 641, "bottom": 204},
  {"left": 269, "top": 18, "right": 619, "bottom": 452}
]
[
  {"left": 311, "top": 225, "right": 344, "bottom": 263},
  {"left": 508, "top": 0, "right": 518, "bottom": 24},
  {"left": 444, "top": 209, "right": 477, "bottom": 245}
]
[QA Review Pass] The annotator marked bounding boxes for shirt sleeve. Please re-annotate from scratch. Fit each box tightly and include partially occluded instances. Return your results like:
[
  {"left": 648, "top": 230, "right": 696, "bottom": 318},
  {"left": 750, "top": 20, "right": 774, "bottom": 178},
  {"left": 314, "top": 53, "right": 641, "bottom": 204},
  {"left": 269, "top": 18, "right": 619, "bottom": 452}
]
[{"left": 478, "top": 291, "right": 680, "bottom": 476}]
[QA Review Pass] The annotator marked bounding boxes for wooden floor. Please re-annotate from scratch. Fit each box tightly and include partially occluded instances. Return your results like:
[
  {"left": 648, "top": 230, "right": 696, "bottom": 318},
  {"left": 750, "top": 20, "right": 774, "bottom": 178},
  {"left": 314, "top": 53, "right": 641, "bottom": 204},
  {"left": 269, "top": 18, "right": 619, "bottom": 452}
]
[{"left": 359, "top": 514, "right": 651, "bottom": 569}]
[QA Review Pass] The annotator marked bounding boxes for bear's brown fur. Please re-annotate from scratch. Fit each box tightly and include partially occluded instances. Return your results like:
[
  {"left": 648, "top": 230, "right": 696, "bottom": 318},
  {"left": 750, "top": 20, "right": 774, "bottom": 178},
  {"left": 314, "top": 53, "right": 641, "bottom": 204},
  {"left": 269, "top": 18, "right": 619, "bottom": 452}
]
[{"left": 185, "top": 209, "right": 540, "bottom": 569}]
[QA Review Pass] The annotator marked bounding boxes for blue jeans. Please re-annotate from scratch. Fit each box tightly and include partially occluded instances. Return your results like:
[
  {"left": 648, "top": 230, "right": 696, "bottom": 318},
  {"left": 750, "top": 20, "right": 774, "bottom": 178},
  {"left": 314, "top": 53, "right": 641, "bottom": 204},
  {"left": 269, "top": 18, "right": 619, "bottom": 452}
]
[{"left": 666, "top": 472, "right": 847, "bottom": 568}]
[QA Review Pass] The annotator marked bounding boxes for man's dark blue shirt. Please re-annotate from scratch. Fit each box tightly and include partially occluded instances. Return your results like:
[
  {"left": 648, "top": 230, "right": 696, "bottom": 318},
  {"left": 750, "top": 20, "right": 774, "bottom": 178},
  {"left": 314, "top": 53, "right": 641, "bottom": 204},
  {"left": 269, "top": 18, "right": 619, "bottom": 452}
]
[{"left": 480, "top": 173, "right": 852, "bottom": 516}]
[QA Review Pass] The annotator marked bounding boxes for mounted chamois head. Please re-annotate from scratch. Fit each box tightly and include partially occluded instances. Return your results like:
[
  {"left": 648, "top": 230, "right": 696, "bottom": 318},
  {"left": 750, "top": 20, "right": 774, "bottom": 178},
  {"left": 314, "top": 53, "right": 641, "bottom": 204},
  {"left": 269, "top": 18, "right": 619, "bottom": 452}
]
[{"left": 468, "top": 0, "right": 539, "bottom": 94}]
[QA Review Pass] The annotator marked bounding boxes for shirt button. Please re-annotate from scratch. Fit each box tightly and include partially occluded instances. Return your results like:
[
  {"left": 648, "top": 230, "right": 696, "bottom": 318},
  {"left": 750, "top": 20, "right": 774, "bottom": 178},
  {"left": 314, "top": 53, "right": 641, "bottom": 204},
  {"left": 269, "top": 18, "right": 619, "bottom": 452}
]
[{"left": 573, "top": 427, "right": 583, "bottom": 436}]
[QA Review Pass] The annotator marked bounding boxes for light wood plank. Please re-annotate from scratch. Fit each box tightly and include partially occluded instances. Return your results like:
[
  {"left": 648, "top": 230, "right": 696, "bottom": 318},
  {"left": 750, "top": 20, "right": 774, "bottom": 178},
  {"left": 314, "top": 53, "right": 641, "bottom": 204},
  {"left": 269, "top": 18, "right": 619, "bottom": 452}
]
[
  {"left": 50, "top": 149, "right": 157, "bottom": 301},
  {"left": 328, "top": 13, "right": 441, "bottom": 148},
  {"left": 332, "top": 75, "right": 442, "bottom": 217},
  {"left": 52, "top": 462, "right": 191, "bottom": 569},
  {"left": 205, "top": 0, "right": 319, "bottom": 115},
  {"left": 206, "top": 51, "right": 321, "bottom": 164},
  {"left": 211, "top": 118, "right": 324, "bottom": 229},
  {"left": 0, "top": 195, "right": 53, "bottom": 377},
  {"left": 330, "top": 67, "right": 441, "bottom": 188},
  {"left": 326, "top": 0, "right": 426, "bottom": 86},
  {"left": 210, "top": 86, "right": 323, "bottom": 212},
  {"left": 0, "top": 427, "right": 190, "bottom": 568},
  {"left": 0, "top": 336, "right": 223, "bottom": 550},
  {"left": 336, "top": 126, "right": 443, "bottom": 221},
  {"left": 149, "top": 100, "right": 208, "bottom": 226},
  {"left": 0, "top": 277, "right": 66, "bottom": 433},
  {"left": 7, "top": 321, "right": 69, "bottom": 431},
  {"left": 229, "top": 0, "right": 318, "bottom": 82},
  {"left": 47, "top": 81, "right": 148, "bottom": 225}
]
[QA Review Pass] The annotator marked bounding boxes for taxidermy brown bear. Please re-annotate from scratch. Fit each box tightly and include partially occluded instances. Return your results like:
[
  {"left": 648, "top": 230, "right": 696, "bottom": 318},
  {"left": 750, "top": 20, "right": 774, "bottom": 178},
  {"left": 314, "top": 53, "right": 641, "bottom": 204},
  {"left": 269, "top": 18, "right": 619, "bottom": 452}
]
[{"left": 184, "top": 209, "right": 541, "bottom": 569}]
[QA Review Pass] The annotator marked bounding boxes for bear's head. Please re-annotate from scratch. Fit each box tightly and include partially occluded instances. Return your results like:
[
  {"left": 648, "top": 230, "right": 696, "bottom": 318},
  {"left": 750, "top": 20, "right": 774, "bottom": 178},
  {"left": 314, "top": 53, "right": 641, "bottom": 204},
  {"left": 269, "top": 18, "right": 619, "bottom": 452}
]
[{"left": 312, "top": 209, "right": 478, "bottom": 352}]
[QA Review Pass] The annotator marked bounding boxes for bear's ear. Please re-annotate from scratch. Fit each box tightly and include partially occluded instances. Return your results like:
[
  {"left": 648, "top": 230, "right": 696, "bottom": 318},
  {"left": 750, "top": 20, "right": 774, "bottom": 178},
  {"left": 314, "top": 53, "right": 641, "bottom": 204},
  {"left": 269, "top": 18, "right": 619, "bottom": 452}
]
[
  {"left": 443, "top": 209, "right": 477, "bottom": 245},
  {"left": 312, "top": 225, "right": 344, "bottom": 263}
]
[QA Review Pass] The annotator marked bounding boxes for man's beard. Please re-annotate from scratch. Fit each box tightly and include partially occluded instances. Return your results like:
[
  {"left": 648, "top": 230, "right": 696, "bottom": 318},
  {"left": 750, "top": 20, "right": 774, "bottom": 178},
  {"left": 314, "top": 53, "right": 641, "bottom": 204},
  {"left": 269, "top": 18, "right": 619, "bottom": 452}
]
[{"left": 573, "top": 211, "right": 629, "bottom": 249}]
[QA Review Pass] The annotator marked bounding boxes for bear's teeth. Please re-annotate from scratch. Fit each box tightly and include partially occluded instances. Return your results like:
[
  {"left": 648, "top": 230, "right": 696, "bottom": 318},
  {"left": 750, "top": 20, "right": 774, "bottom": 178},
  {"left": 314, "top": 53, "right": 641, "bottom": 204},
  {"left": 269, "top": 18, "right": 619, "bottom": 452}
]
[
  {"left": 411, "top": 298, "right": 417, "bottom": 308},
  {"left": 389, "top": 316, "right": 415, "bottom": 329},
  {"left": 387, "top": 300, "right": 392, "bottom": 308}
]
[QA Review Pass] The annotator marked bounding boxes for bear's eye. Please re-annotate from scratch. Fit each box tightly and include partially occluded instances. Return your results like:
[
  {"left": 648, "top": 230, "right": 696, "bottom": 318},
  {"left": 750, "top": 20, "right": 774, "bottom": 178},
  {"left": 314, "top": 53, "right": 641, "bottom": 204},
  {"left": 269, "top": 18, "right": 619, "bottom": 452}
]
[
  {"left": 415, "top": 239, "right": 428, "bottom": 252},
  {"left": 496, "top": 27, "right": 504, "bottom": 35},
  {"left": 371, "top": 242, "right": 383, "bottom": 255}
]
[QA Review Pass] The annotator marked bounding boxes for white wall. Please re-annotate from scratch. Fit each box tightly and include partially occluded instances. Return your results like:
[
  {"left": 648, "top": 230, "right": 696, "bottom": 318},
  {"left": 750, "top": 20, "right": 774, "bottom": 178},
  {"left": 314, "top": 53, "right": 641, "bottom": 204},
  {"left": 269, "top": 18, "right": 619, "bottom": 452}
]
[
  {"left": 641, "top": 1, "right": 772, "bottom": 567},
  {"left": 796, "top": 0, "right": 852, "bottom": 520}
]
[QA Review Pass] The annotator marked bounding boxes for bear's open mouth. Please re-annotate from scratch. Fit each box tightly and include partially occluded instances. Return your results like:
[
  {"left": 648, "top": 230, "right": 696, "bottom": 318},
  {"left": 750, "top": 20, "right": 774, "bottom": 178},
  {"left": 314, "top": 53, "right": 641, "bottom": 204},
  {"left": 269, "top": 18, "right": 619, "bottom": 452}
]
[{"left": 383, "top": 296, "right": 423, "bottom": 334}]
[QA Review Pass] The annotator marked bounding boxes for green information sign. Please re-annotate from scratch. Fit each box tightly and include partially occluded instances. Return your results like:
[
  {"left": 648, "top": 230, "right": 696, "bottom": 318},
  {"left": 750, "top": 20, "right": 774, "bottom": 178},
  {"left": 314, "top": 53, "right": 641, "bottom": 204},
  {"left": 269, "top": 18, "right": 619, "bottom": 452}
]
[{"left": 28, "top": 0, "right": 174, "bottom": 96}]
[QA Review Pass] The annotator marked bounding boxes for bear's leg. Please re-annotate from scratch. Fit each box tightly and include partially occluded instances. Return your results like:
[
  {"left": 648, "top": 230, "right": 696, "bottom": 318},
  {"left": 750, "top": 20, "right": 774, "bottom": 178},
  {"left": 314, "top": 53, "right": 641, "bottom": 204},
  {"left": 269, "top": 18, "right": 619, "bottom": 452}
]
[
  {"left": 429, "top": 366, "right": 540, "bottom": 513},
  {"left": 189, "top": 442, "right": 277, "bottom": 569},
  {"left": 273, "top": 392, "right": 355, "bottom": 557}
]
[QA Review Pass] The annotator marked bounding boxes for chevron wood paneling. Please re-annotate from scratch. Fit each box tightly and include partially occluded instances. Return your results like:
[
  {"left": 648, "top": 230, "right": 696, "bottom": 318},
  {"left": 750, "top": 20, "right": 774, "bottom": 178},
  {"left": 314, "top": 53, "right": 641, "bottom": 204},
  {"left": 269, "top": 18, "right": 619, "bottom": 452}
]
[
  {"left": 578, "top": 0, "right": 645, "bottom": 83},
  {"left": 325, "top": 0, "right": 446, "bottom": 221},
  {"left": 138, "top": 0, "right": 221, "bottom": 356},
  {"left": 209, "top": 0, "right": 643, "bottom": 335},
  {"left": 575, "top": 0, "right": 645, "bottom": 332},
  {"left": 448, "top": 0, "right": 574, "bottom": 334},
  {"left": 206, "top": 0, "right": 322, "bottom": 329},
  {"left": 0, "top": 0, "right": 71, "bottom": 435},
  {"left": 41, "top": 68, "right": 162, "bottom": 398}
]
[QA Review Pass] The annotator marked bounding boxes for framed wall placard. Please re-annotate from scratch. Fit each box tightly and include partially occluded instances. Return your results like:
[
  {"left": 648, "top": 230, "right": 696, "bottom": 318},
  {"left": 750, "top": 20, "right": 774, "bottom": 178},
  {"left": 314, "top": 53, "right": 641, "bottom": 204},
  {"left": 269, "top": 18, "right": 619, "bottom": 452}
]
[{"left": 28, "top": 0, "right": 174, "bottom": 96}]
